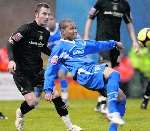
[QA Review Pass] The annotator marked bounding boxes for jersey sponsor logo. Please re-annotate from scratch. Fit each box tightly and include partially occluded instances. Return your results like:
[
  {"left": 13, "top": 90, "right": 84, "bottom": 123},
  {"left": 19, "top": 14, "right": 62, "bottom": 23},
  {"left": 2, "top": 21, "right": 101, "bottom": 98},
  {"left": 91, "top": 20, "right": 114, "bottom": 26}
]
[
  {"left": 11, "top": 33, "right": 23, "bottom": 42},
  {"left": 50, "top": 55, "right": 58, "bottom": 64},
  {"left": 72, "top": 49, "right": 84, "bottom": 55},
  {"left": 104, "top": 11, "right": 123, "bottom": 17},
  {"left": 112, "top": 4, "right": 118, "bottom": 11},
  {"left": 29, "top": 41, "right": 44, "bottom": 47},
  {"left": 39, "top": 35, "right": 43, "bottom": 41}
]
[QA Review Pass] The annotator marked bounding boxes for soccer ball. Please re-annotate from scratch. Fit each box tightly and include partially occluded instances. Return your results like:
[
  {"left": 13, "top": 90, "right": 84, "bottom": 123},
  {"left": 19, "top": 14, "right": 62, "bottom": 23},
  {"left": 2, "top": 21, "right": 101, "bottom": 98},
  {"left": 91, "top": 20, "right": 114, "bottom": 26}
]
[{"left": 137, "top": 28, "right": 150, "bottom": 47}]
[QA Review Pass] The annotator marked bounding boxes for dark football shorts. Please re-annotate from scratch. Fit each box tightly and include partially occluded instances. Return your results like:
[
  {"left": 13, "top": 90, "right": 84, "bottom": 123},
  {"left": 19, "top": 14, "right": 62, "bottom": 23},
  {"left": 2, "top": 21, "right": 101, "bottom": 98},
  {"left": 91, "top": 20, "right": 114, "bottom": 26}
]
[{"left": 13, "top": 70, "right": 44, "bottom": 95}]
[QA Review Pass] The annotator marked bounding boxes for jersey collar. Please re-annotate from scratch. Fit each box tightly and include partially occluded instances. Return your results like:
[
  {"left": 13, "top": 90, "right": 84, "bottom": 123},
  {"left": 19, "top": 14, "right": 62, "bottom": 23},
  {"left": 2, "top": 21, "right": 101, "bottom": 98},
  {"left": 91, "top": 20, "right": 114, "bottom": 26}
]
[{"left": 60, "top": 39, "right": 75, "bottom": 44}]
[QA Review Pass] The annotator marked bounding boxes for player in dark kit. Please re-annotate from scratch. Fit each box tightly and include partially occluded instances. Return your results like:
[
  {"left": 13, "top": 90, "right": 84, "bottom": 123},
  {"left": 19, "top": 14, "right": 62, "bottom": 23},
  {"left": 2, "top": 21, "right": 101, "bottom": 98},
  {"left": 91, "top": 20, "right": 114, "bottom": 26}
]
[
  {"left": 84, "top": 0, "right": 139, "bottom": 122},
  {"left": 7, "top": 3, "right": 82, "bottom": 131},
  {"left": 84, "top": 0, "right": 139, "bottom": 67}
]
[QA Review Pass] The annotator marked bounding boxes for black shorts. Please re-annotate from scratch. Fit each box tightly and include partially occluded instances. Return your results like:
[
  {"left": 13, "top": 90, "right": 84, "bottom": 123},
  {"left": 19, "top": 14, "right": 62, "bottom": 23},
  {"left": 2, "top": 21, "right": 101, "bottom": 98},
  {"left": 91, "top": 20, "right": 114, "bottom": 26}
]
[
  {"left": 100, "top": 47, "right": 120, "bottom": 67},
  {"left": 13, "top": 70, "right": 44, "bottom": 95}
]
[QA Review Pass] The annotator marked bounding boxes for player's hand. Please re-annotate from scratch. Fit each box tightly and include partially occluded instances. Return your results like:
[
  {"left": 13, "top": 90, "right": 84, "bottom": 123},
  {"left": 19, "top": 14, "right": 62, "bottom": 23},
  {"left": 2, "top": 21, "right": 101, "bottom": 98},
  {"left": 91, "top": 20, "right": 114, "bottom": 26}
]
[
  {"left": 8, "top": 60, "right": 16, "bottom": 74},
  {"left": 116, "top": 42, "right": 124, "bottom": 50},
  {"left": 44, "top": 92, "right": 53, "bottom": 102},
  {"left": 133, "top": 42, "right": 140, "bottom": 53}
]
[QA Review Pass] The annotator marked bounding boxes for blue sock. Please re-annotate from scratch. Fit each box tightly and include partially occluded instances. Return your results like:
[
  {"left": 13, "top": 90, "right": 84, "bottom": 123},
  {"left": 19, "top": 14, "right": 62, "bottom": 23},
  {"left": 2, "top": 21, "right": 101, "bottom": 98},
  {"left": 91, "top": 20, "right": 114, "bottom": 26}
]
[
  {"left": 107, "top": 72, "right": 120, "bottom": 113},
  {"left": 109, "top": 96, "right": 126, "bottom": 131},
  {"left": 117, "top": 97, "right": 126, "bottom": 117},
  {"left": 60, "top": 79, "right": 68, "bottom": 92},
  {"left": 109, "top": 123, "right": 118, "bottom": 131}
]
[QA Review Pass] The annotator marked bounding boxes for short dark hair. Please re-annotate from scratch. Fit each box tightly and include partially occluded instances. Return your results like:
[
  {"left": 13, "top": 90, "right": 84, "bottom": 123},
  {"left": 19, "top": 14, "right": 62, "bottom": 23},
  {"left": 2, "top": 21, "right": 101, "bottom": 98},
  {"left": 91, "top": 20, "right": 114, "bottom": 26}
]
[
  {"left": 35, "top": 2, "right": 50, "bottom": 13},
  {"left": 59, "top": 19, "right": 74, "bottom": 31}
]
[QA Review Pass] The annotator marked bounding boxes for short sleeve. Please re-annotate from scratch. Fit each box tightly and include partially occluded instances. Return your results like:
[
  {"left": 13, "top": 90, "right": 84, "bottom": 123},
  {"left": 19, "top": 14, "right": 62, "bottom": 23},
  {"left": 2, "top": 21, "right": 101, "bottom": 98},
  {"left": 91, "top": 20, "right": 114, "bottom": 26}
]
[{"left": 11, "top": 24, "right": 29, "bottom": 43}]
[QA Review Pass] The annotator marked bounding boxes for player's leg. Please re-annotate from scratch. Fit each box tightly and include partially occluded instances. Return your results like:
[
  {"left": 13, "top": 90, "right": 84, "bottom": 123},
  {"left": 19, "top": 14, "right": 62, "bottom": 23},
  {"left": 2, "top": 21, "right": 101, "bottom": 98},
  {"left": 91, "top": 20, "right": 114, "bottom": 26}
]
[
  {"left": 109, "top": 89, "right": 126, "bottom": 131},
  {"left": 75, "top": 65, "right": 125, "bottom": 129},
  {"left": 91, "top": 66, "right": 125, "bottom": 128},
  {"left": 52, "top": 89, "right": 82, "bottom": 131},
  {"left": 15, "top": 92, "right": 38, "bottom": 131},
  {"left": 75, "top": 64, "right": 124, "bottom": 129},
  {"left": 0, "top": 112, "right": 8, "bottom": 120},
  {"left": 141, "top": 80, "right": 150, "bottom": 109},
  {"left": 103, "top": 67, "right": 125, "bottom": 125},
  {"left": 44, "top": 68, "right": 82, "bottom": 131},
  {"left": 13, "top": 74, "right": 38, "bottom": 131}
]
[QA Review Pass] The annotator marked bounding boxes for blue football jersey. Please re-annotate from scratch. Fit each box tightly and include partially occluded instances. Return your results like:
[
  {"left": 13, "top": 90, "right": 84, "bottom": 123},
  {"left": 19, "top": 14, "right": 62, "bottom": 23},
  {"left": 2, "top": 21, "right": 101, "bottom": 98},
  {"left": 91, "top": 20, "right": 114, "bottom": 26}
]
[{"left": 44, "top": 39, "right": 117, "bottom": 93}]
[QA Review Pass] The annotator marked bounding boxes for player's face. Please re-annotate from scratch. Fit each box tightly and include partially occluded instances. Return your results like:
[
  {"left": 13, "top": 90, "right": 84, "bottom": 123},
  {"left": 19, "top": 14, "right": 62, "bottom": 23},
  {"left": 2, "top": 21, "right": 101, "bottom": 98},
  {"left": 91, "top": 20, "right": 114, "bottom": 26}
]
[
  {"left": 63, "top": 22, "right": 77, "bottom": 41},
  {"left": 48, "top": 15, "right": 56, "bottom": 31},
  {"left": 35, "top": 7, "right": 50, "bottom": 27}
]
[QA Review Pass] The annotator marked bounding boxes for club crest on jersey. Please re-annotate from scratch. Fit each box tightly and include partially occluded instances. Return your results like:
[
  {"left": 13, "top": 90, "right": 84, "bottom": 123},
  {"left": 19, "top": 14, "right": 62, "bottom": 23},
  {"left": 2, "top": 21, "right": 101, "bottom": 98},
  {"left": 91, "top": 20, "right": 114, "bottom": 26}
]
[
  {"left": 12, "top": 33, "right": 23, "bottom": 42},
  {"left": 113, "top": 4, "right": 118, "bottom": 11},
  {"left": 8, "top": 37, "right": 14, "bottom": 44},
  {"left": 50, "top": 55, "right": 58, "bottom": 64}
]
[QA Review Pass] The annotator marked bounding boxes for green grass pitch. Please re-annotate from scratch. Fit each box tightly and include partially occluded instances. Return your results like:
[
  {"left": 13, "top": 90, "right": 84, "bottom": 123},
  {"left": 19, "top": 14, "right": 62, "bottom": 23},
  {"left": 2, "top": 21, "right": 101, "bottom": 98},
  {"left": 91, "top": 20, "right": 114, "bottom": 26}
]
[{"left": 0, "top": 99, "right": 150, "bottom": 131}]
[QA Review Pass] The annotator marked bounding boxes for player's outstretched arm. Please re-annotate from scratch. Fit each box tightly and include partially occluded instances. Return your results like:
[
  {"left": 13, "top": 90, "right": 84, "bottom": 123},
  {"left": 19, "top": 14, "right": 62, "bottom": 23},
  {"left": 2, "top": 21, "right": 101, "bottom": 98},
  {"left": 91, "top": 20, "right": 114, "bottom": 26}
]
[{"left": 84, "top": 40, "right": 123, "bottom": 54}]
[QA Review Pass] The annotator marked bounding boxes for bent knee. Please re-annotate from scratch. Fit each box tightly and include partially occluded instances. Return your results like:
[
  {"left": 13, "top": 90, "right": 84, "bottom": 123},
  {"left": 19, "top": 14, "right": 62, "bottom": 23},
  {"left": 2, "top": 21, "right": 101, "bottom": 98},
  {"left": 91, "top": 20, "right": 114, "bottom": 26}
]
[
  {"left": 24, "top": 93, "right": 39, "bottom": 106},
  {"left": 103, "top": 67, "right": 118, "bottom": 79},
  {"left": 52, "top": 90, "right": 60, "bottom": 99},
  {"left": 27, "top": 98, "right": 38, "bottom": 107}
]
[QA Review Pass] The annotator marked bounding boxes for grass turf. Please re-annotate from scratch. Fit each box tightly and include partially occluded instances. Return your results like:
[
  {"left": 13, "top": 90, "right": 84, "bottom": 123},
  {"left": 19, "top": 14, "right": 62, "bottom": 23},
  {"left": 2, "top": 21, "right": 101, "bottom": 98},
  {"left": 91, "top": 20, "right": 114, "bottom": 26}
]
[{"left": 0, "top": 99, "right": 150, "bottom": 131}]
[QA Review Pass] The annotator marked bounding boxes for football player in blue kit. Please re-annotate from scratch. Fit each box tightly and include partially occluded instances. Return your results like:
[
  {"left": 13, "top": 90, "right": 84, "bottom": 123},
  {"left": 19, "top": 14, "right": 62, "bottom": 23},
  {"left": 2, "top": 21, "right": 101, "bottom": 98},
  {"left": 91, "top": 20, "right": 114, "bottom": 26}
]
[{"left": 44, "top": 19, "right": 126, "bottom": 130}]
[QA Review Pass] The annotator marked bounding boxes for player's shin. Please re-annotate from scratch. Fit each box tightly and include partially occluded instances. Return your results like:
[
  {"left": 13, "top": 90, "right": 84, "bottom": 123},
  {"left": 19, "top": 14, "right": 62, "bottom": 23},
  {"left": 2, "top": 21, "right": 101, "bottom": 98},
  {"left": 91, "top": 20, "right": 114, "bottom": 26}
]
[
  {"left": 15, "top": 101, "right": 35, "bottom": 131},
  {"left": 107, "top": 72, "right": 120, "bottom": 114},
  {"left": 107, "top": 72, "right": 125, "bottom": 125},
  {"left": 52, "top": 96, "right": 82, "bottom": 130},
  {"left": 20, "top": 101, "right": 35, "bottom": 115},
  {"left": 118, "top": 97, "right": 126, "bottom": 117},
  {"left": 52, "top": 96, "right": 73, "bottom": 129},
  {"left": 108, "top": 97, "right": 126, "bottom": 131}
]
